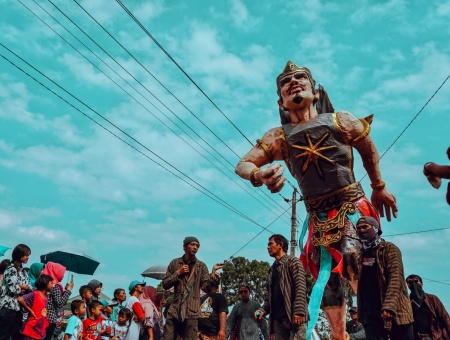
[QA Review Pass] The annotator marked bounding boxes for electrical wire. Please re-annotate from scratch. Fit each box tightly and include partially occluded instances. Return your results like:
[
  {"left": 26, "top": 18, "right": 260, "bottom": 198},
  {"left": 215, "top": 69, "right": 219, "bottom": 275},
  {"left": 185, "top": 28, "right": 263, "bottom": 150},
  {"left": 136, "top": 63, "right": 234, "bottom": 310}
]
[
  {"left": 228, "top": 205, "right": 292, "bottom": 259},
  {"left": 71, "top": 0, "right": 243, "bottom": 160},
  {"left": 0, "top": 44, "right": 277, "bottom": 234},
  {"left": 114, "top": 0, "right": 253, "bottom": 147},
  {"left": 421, "top": 278, "right": 450, "bottom": 286},
  {"left": 360, "top": 72, "right": 450, "bottom": 182},
  {"left": 383, "top": 226, "right": 450, "bottom": 237},
  {"left": 19, "top": 0, "right": 292, "bottom": 227}
]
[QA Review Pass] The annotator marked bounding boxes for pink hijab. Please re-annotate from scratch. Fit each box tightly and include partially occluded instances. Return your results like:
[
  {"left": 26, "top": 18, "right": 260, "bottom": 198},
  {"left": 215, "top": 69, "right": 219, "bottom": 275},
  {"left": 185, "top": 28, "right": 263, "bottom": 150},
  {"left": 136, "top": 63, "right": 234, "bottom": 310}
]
[
  {"left": 138, "top": 286, "right": 160, "bottom": 319},
  {"left": 42, "top": 262, "right": 66, "bottom": 291}
]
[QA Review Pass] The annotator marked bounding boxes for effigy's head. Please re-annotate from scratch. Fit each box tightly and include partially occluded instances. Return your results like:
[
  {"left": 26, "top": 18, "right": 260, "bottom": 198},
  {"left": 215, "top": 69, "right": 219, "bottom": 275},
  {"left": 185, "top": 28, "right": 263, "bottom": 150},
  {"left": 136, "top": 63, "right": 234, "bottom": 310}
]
[{"left": 276, "top": 60, "right": 316, "bottom": 97}]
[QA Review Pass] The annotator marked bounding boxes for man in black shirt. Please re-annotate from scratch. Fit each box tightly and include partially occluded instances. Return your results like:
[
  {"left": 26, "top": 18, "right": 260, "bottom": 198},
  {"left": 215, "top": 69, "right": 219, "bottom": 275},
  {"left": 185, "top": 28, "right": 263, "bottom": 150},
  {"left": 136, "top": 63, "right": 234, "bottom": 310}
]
[
  {"left": 256, "top": 234, "right": 307, "bottom": 340},
  {"left": 198, "top": 281, "right": 228, "bottom": 340}
]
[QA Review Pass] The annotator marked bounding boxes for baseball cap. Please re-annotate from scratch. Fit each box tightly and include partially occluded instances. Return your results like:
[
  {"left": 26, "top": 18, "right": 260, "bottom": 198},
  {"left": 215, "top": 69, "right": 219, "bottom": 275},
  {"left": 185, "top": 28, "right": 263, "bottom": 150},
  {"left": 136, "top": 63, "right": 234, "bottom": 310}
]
[
  {"left": 129, "top": 280, "right": 146, "bottom": 291},
  {"left": 349, "top": 307, "right": 357, "bottom": 313},
  {"left": 101, "top": 299, "right": 118, "bottom": 308}
]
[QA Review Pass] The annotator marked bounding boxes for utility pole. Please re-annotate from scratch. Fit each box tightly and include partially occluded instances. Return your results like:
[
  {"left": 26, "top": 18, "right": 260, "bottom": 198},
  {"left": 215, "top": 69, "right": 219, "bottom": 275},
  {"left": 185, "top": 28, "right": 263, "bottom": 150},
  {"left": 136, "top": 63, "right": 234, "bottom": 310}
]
[{"left": 290, "top": 187, "right": 298, "bottom": 256}]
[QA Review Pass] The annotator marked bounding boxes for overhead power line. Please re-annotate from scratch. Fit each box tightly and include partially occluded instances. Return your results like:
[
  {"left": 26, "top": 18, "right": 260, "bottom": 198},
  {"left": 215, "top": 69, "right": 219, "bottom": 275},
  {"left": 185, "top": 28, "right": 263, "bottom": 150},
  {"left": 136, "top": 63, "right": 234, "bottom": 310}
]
[
  {"left": 114, "top": 0, "right": 253, "bottom": 146},
  {"left": 19, "top": 0, "right": 292, "bottom": 232},
  {"left": 421, "top": 278, "right": 450, "bottom": 287},
  {"left": 43, "top": 0, "right": 295, "bottom": 224},
  {"left": 383, "top": 226, "right": 450, "bottom": 237},
  {"left": 229, "top": 205, "right": 291, "bottom": 259},
  {"left": 70, "top": 0, "right": 243, "bottom": 160},
  {"left": 360, "top": 72, "right": 450, "bottom": 181},
  {"left": 0, "top": 44, "right": 276, "bottom": 234}
]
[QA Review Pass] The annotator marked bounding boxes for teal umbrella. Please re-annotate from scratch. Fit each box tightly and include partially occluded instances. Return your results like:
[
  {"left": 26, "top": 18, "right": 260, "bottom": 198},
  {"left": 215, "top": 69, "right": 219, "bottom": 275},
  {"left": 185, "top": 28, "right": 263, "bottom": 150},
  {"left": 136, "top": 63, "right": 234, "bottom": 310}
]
[
  {"left": 0, "top": 245, "right": 10, "bottom": 257},
  {"left": 40, "top": 251, "right": 99, "bottom": 275}
]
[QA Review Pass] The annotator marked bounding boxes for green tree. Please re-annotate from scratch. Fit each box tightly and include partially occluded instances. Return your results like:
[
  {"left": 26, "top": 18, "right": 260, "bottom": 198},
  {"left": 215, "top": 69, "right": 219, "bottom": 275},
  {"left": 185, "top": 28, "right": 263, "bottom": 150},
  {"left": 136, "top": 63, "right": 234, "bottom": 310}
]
[{"left": 220, "top": 256, "right": 270, "bottom": 306}]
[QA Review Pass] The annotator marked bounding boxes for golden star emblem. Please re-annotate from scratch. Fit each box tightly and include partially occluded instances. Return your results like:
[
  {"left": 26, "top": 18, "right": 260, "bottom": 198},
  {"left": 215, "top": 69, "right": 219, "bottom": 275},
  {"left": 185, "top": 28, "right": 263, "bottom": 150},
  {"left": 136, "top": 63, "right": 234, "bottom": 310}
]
[{"left": 292, "top": 132, "right": 337, "bottom": 178}]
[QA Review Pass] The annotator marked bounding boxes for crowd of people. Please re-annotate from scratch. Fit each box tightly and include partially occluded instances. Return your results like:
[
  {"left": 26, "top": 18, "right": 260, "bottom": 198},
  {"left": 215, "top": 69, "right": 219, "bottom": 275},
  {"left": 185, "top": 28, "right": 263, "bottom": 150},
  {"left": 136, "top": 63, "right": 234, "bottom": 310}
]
[
  {"left": 1, "top": 233, "right": 449, "bottom": 340},
  {"left": 0, "top": 244, "right": 165, "bottom": 340},
  {"left": 1, "top": 59, "right": 450, "bottom": 340}
]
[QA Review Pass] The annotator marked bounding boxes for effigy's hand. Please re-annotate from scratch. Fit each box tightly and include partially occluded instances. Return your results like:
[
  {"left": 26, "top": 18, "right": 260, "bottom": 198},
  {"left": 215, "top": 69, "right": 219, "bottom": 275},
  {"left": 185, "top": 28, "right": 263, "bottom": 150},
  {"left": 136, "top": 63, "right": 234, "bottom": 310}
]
[
  {"left": 371, "top": 188, "right": 398, "bottom": 222},
  {"left": 254, "top": 164, "right": 286, "bottom": 193}
]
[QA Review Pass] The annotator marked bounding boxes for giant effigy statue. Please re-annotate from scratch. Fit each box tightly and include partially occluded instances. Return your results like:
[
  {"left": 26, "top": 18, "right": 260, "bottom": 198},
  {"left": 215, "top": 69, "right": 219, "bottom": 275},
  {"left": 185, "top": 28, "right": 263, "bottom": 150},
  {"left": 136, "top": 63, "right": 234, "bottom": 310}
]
[{"left": 235, "top": 61, "right": 398, "bottom": 340}]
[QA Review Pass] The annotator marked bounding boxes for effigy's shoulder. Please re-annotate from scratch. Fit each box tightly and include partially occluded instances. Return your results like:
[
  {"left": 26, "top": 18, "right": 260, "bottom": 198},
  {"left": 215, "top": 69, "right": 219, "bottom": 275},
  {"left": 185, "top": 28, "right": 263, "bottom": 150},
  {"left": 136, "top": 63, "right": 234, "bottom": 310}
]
[{"left": 261, "top": 126, "right": 284, "bottom": 140}]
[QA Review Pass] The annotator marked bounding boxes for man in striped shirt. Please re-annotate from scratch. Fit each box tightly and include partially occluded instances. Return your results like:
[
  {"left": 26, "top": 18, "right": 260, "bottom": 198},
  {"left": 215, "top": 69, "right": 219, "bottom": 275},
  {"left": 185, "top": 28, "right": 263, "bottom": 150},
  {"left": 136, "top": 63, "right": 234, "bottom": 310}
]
[
  {"left": 256, "top": 234, "right": 307, "bottom": 340},
  {"left": 162, "top": 236, "right": 223, "bottom": 340},
  {"left": 356, "top": 216, "right": 413, "bottom": 340}
]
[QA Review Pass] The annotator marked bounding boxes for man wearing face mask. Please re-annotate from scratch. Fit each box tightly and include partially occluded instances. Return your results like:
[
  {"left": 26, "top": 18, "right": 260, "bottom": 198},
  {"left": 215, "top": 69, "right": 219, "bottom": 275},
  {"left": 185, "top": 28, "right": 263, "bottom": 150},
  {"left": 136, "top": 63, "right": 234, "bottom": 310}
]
[
  {"left": 405, "top": 274, "right": 450, "bottom": 340},
  {"left": 356, "top": 216, "right": 414, "bottom": 340}
]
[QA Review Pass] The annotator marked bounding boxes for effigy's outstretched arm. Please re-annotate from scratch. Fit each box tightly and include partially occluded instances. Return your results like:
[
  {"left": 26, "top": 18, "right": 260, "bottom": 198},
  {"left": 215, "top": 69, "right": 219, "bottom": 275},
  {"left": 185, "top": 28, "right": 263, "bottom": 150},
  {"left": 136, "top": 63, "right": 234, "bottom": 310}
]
[
  {"left": 354, "top": 135, "right": 398, "bottom": 221},
  {"left": 335, "top": 111, "right": 398, "bottom": 221},
  {"left": 235, "top": 127, "right": 286, "bottom": 193}
]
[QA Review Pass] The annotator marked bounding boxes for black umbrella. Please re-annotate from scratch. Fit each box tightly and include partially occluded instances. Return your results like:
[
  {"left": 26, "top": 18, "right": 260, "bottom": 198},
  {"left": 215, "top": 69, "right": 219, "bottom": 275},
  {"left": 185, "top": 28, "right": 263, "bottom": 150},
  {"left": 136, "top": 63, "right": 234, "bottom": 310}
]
[
  {"left": 141, "top": 264, "right": 167, "bottom": 280},
  {"left": 40, "top": 251, "right": 100, "bottom": 275}
]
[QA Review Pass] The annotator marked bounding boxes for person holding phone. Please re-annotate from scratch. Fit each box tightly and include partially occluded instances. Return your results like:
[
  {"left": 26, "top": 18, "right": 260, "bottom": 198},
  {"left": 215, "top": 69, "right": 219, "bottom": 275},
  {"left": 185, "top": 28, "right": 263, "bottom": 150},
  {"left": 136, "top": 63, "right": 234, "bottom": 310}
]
[{"left": 41, "top": 262, "right": 74, "bottom": 340}]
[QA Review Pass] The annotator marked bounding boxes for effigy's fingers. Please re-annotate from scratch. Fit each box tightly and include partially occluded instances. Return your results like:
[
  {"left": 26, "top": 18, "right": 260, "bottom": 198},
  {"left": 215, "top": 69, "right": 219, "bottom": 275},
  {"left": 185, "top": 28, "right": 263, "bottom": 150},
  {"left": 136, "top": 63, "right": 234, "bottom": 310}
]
[{"left": 268, "top": 176, "right": 286, "bottom": 193}]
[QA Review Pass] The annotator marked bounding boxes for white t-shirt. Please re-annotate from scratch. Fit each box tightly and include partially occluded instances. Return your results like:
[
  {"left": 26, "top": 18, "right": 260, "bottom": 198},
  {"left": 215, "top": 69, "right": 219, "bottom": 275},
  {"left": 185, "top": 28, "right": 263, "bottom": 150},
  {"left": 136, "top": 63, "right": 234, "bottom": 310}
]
[
  {"left": 112, "top": 322, "right": 129, "bottom": 340},
  {"left": 124, "top": 297, "right": 141, "bottom": 340},
  {"left": 64, "top": 315, "right": 83, "bottom": 340},
  {"left": 101, "top": 315, "right": 113, "bottom": 340}
]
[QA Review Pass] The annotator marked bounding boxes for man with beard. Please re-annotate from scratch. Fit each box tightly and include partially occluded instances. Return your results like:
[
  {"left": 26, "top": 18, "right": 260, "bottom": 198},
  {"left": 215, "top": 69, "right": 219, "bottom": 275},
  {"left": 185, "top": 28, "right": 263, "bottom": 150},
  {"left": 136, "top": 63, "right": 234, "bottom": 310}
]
[
  {"left": 162, "top": 236, "right": 223, "bottom": 340},
  {"left": 356, "top": 216, "right": 413, "bottom": 340},
  {"left": 405, "top": 274, "right": 450, "bottom": 340},
  {"left": 235, "top": 61, "right": 398, "bottom": 340}
]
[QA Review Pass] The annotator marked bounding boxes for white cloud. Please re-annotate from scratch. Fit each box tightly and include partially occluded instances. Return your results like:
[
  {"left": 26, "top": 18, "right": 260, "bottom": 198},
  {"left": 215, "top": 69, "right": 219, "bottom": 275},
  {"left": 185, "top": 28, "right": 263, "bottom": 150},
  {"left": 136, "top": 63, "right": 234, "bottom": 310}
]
[
  {"left": 281, "top": 0, "right": 339, "bottom": 25},
  {"left": 229, "top": 0, "right": 261, "bottom": 31},
  {"left": 350, "top": 0, "right": 407, "bottom": 25},
  {"left": 77, "top": 0, "right": 122, "bottom": 23},
  {"left": 57, "top": 53, "right": 117, "bottom": 88},
  {"left": 179, "top": 23, "right": 274, "bottom": 90},
  {"left": 134, "top": 0, "right": 165, "bottom": 22}
]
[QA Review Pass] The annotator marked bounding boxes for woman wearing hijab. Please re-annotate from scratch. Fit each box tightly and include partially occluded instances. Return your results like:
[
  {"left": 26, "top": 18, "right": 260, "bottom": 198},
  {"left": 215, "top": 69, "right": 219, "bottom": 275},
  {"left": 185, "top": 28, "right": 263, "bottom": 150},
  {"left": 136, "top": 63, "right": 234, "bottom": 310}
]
[
  {"left": 138, "top": 286, "right": 163, "bottom": 340},
  {"left": 27, "top": 263, "right": 44, "bottom": 290},
  {"left": 41, "top": 262, "right": 74, "bottom": 340}
]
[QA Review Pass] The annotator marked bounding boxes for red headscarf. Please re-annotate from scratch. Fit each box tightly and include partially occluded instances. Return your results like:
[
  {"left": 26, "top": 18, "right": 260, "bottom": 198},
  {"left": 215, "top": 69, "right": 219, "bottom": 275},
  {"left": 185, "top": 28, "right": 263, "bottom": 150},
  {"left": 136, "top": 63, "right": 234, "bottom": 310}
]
[{"left": 42, "top": 262, "right": 66, "bottom": 291}]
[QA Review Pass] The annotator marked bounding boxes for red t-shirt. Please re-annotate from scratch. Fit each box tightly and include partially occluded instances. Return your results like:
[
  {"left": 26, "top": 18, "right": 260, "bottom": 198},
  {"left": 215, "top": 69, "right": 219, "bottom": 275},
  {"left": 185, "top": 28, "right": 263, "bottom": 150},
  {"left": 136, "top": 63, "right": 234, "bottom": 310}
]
[{"left": 82, "top": 316, "right": 104, "bottom": 340}]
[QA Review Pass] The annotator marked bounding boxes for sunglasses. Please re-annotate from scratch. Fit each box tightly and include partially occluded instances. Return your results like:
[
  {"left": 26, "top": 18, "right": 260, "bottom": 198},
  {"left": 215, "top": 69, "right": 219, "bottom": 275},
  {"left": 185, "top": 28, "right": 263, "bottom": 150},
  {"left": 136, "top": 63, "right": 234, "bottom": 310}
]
[{"left": 239, "top": 290, "right": 249, "bottom": 294}]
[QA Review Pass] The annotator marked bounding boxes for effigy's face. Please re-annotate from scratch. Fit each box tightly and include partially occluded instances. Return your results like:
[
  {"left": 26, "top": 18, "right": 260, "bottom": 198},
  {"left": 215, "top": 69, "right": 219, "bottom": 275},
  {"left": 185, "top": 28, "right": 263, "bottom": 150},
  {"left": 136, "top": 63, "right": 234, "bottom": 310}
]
[{"left": 278, "top": 71, "right": 315, "bottom": 109}]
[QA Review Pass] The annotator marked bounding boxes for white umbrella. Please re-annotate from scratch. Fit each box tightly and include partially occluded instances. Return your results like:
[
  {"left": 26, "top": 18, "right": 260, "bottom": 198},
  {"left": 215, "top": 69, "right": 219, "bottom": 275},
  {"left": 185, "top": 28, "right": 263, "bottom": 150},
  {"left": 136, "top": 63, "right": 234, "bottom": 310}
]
[{"left": 141, "top": 264, "right": 167, "bottom": 280}]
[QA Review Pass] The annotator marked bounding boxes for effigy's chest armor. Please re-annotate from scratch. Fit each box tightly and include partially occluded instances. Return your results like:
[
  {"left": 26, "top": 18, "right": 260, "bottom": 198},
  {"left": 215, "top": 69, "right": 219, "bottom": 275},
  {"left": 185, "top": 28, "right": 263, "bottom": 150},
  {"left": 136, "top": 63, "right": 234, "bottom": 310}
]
[{"left": 283, "top": 113, "right": 355, "bottom": 199}]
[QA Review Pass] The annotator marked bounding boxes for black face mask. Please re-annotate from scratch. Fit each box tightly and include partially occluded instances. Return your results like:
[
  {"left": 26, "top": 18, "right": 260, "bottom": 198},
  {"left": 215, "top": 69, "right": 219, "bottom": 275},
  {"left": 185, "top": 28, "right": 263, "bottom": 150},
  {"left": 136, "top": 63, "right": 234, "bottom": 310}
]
[
  {"left": 409, "top": 282, "right": 425, "bottom": 311},
  {"left": 357, "top": 227, "right": 377, "bottom": 241},
  {"left": 357, "top": 225, "right": 379, "bottom": 248}
]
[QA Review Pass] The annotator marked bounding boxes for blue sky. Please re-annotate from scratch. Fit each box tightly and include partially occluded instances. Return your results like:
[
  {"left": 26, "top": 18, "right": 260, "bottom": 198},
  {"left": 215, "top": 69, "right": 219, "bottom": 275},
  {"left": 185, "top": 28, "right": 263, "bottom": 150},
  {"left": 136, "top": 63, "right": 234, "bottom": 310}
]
[{"left": 1, "top": 0, "right": 450, "bottom": 309}]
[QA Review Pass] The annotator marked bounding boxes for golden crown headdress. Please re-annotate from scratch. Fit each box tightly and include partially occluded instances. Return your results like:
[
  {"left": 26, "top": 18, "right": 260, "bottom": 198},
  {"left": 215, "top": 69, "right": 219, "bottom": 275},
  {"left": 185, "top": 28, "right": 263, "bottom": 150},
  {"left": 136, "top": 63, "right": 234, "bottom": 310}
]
[{"left": 276, "top": 61, "right": 316, "bottom": 92}]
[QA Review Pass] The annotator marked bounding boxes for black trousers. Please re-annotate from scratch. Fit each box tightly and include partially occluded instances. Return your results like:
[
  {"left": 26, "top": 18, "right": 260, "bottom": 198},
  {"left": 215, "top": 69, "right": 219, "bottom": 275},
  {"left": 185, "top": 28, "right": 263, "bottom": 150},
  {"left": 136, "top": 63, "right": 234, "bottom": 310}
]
[
  {"left": 162, "top": 315, "right": 198, "bottom": 340},
  {"left": 43, "top": 322, "right": 57, "bottom": 340},
  {"left": 0, "top": 308, "right": 22, "bottom": 340},
  {"left": 364, "top": 320, "right": 414, "bottom": 340}
]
